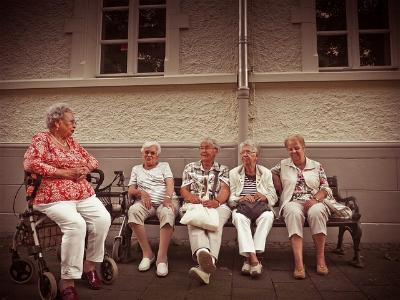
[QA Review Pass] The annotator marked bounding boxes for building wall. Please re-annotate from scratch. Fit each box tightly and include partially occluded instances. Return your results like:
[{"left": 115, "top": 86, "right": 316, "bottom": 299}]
[
  {"left": 0, "top": 84, "right": 239, "bottom": 143},
  {"left": 251, "top": 81, "right": 400, "bottom": 142},
  {"left": 0, "top": 0, "right": 73, "bottom": 80}
]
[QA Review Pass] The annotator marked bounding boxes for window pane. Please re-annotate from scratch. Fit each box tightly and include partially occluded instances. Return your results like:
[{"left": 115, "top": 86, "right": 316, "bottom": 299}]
[
  {"left": 138, "top": 8, "right": 166, "bottom": 38},
  {"left": 359, "top": 33, "right": 391, "bottom": 66},
  {"left": 101, "top": 44, "right": 128, "bottom": 74},
  {"left": 102, "top": 10, "right": 129, "bottom": 40},
  {"left": 139, "top": 0, "right": 166, "bottom": 5},
  {"left": 358, "top": 0, "right": 388, "bottom": 29},
  {"left": 137, "top": 43, "right": 165, "bottom": 72},
  {"left": 103, "top": 0, "right": 129, "bottom": 7},
  {"left": 318, "top": 35, "right": 348, "bottom": 67},
  {"left": 316, "top": 0, "right": 346, "bottom": 31}
]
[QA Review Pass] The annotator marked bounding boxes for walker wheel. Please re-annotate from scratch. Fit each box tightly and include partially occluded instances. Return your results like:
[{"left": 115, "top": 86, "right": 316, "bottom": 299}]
[
  {"left": 99, "top": 256, "right": 118, "bottom": 284},
  {"left": 9, "top": 258, "right": 35, "bottom": 284},
  {"left": 38, "top": 271, "right": 57, "bottom": 300}
]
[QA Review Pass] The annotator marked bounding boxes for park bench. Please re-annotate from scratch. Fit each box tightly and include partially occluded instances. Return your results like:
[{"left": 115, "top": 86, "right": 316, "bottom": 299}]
[{"left": 138, "top": 176, "right": 363, "bottom": 268}]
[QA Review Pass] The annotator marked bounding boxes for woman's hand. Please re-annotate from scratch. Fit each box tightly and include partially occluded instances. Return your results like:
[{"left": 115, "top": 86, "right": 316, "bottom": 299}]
[
  {"left": 202, "top": 199, "right": 219, "bottom": 208},
  {"left": 162, "top": 196, "right": 175, "bottom": 213},
  {"left": 254, "top": 192, "right": 267, "bottom": 202},
  {"left": 239, "top": 194, "right": 255, "bottom": 202},
  {"left": 187, "top": 194, "right": 201, "bottom": 204},
  {"left": 140, "top": 190, "right": 152, "bottom": 210},
  {"left": 304, "top": 198, "right": 318, "bottom": 211}
]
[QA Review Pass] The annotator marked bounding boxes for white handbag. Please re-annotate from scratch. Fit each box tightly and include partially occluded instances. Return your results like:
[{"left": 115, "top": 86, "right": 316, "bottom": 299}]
[{"left": 179, "top": 203, "right": 219, "bottom": 231}]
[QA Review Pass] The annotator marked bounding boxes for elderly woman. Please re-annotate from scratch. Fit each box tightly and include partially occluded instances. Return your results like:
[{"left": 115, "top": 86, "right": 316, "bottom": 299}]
[
  {"left": 271, "top": 134, "right": 331, "bottom": 279},
  {"left": 127, "top": 141, "right": 179, "bottom": 277},
  {"left": 23, "top": 103, "right": 111, "bottom": 300},
  {"left": 180, "top": 138, "right": 231, "bottom": 285},
  {"left": 228, "top": 140, "right": 277, "bottom": 278}
]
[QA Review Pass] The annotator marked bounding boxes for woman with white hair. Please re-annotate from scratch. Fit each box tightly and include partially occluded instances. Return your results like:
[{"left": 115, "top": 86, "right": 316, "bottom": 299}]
[
  {"left": 229, "top": 140, "right": 277, "bottom": 278},
  {"left": 24, "top": 103, "right": 111, "bottom": 300},
  {"left": 127, "top": 141, "right": 179, "bottom": 277}
]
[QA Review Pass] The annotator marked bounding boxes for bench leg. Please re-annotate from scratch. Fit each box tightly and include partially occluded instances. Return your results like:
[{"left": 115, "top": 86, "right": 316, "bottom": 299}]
[
  {"left": 350, "top": 222, "right": 364, "bottom": 268},
  {"left": 333, "top": 225, "right": 346, "bottom": 255}
]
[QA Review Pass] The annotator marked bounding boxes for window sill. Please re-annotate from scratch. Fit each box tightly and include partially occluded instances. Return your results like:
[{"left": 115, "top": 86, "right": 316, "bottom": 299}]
[{"left": 1, "top": 70, "right": 399, "bottom": 90}]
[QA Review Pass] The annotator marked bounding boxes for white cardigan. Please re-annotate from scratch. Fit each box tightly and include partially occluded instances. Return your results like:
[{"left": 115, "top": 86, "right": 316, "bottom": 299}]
[
  {"left": 277, "top": 157, "right": 333, "bottom": 216},
  {"left": 228, "top": 164, "right": 278, "bottom": 215}
]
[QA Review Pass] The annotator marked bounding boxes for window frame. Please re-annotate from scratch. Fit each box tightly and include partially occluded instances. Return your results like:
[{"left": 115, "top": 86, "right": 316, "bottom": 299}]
[
  {"left": 97, "top": 0, "right": 167, "bottom": 76},
  {"left": 316, "top": 0, "right": 399, "bottom": 71}
]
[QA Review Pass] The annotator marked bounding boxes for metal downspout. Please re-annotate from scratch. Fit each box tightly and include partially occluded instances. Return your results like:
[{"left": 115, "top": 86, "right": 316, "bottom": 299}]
[{"left": 237, "top": 0, "right": 249, "bottom": 144}]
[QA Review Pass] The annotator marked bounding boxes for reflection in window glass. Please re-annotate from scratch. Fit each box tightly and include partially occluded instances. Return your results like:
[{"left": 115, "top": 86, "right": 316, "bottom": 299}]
[
  {"left": 316, "top": 0, "right": 346, "bottom": 31},
  {"left": 103, "top": 0, "right": 129, "bottom": 7},
  {"left": 359, "top": 33, "right": 391, "bottom": 66},
  {"left": 318, "top": 35, "right": 348, "bottom": 67},
  {"left": 138, "top": 43, "right": 165, "bottom": 72},
  {"left": 139, "top": 0, "right": 166, "bottom": 5},
  {"left": 101, "top": 44, "right": 128, "bottom": 74},
  {"left": 358, "top": 0, "right": 388, "bottom": 30},
  {"left": 139, "top": 9, "right": 166, "bottom": 39},
  {"left": 102, "top": 10, "right": 129, "bottom": 40}
]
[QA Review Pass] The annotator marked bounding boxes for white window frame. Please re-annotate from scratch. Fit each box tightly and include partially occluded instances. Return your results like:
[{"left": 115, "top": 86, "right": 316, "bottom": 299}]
[
  {"left": 296, "top": 0, "right": 400, "bottom": 72},
  {"left": 97, "top": 0, "right": 167, "bottom": 76}
]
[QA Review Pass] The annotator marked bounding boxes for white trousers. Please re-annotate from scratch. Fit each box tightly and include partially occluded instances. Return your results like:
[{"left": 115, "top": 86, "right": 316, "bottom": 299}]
[
  {"left": 232, "top": 210, "right": 274, "bottom": 257},
  {"left": 34, "top": 195, "right": 111, "bottom": 279},
  {"left": 187, "top": 206, "right": 231, "bottom": 261},
  {"left": 283, "top": 201, "right": 329, "bottom": 238}
]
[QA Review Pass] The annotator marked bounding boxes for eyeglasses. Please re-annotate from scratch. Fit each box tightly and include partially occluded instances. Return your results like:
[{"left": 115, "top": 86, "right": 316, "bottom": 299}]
[
  {"left": 240, "top": 150, "right": 257, "bottom": 156},
  {"left": 144, "top": 151, "right": 157, "bottom": 156},
  {"left": 63, "top": 118, "right": 77, "bottom": 125},
  {"left": 199, "top": 147, "right": 216, "bottom": 151}
]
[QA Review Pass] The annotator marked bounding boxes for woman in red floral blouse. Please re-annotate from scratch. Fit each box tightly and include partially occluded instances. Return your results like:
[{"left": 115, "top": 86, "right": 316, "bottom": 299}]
[{"left": 24, "top": 103, "right": 111, "bottom": 300}]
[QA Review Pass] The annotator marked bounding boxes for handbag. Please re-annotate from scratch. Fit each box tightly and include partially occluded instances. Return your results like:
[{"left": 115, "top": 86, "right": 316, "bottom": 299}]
[
  {"left": 236, "top": 200, "right": 270, "bottom": 222},
  {"left": 179, "top": 169, "right": 220, "bottom": 231},
  {"left": 323, "top": 196, "right": 353, "bottom": 219},
  {"left": 179, "top": 203, "right": 219, "bottom": 231}
]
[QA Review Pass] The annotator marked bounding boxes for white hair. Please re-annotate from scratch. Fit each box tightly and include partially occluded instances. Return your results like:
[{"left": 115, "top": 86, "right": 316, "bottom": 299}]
[
  {"left": 141, "top": 141, "right": 161, "bottom": 155},
  {"left": 45, "top": 103, "right": 73, "bottom": 129},
  {"left": 200, "top": 137, "right": 221, "bottom": 151},
  {"left": 239, "top": 139, "right": 259, "bottom": 154}
]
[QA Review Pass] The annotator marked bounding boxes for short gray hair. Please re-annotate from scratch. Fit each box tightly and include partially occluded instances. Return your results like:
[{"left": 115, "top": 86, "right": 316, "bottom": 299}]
[
  {"left": 284, "top": 134, "right": 306, "bottom": 148},
  {"left": 46, "top": 103, "right": 73, "bottom": 129},
  {"left": 141, "top": 141, "right": 161, "bottom": 155},
  {"left": 239, "top": 139, "right": 259, "bottom": 154},
  {"left": 200, "top": 137, "right": 220, "bottom": 151}
]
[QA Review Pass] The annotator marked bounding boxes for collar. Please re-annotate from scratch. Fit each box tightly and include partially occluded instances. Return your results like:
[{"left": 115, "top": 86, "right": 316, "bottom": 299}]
[
  {"left": 285, "top": 157, "right": 317, "bottom": 170},
  {"left": 194, "top": 160, "right": 221, "bottom": 173}
]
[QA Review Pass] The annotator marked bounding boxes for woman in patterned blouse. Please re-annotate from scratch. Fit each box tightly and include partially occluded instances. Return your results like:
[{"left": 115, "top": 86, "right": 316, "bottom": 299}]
[
  {"left": 271, "top": 134, "right": 332, "bottom": 280},
  {"left": 23, "top": 103, "right": 111, "bottom": 300}
]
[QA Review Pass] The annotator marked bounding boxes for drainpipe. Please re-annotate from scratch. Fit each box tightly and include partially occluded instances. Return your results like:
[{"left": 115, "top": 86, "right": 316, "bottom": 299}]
[{"left": 237, "top": 0, "right": 249, "bottom": 144}]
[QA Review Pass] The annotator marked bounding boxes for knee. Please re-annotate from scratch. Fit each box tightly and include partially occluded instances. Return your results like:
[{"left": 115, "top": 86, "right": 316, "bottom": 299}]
[
  {"left": 94, "top": 211, "right": 111, "bottom": 230},
  {"left": 66, "top": 217, "right": 86, "bottom": 238},
  {"left": 308, "top": 205, "right": 325, "bottom": 220}
]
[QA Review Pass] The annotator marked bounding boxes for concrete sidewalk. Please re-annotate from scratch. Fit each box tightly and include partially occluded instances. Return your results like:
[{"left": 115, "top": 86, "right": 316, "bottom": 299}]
[{"left": 1, "top": 238, "right": 400, "bottom": 300}]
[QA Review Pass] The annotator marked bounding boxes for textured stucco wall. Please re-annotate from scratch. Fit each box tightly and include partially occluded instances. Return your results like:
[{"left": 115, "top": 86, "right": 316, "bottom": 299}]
[
  {"left": 251, "top": 81, "right": 400, "bottom": 142},
  {"left": 249, "top": 0, "right": 302, "bottom": 72},
  {"left": 179, "top": 0, "right": 238, "bottom": 74},
  {"left": 0, "top": 85, "right": 238, "bottom": 143},
  {"left": 0, "top": 0, "right": 73, "bottom": 80}
]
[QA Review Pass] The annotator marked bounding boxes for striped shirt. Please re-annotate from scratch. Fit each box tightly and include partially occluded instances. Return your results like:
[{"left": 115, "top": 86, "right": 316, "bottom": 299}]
[{"left": 240, "top": 174, "right": 257, "bottom": 196}]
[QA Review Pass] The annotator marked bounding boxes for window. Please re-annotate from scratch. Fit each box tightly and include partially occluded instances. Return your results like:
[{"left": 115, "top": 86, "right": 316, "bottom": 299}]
[
  {"left": 100, "top": 0, "right": 166, "bottom": 75},
  {"left": 316, "top": 0, "right": 395, "bottom": 69}
]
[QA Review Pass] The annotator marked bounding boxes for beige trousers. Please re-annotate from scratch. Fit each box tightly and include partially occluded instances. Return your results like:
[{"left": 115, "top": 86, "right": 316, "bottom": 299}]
[
  {"left": 283, "top": 201, "right": 329, "bottom": 238},
  {"left": 187, "top": 206, "right": 231, "bottom": 261}
]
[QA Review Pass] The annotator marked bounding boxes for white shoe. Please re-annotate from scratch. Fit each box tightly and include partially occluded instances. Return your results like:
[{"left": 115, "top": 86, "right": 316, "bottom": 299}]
[
  {"left": 197, "top": 249, "right": 216, "bottom": 273},
  {"left": 250, "top": 262, "right": 263, "bottom": 278},
  {"left": 156, "top": 262, "right": 168, "bottom": 277},
  {"left": 189, "top": 267, "right": 210, "bottom": 285},
  {"left": 138, "top": 256, "right": 155, "bottom": 271},
  {"left": 241, "top": 261, "right": 251, "bottom": 275}
]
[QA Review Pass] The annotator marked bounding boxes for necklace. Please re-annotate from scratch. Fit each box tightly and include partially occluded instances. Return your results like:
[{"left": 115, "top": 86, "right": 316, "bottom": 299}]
[{"left": 50, "top": 134, "right": 68, "bottom": 147}]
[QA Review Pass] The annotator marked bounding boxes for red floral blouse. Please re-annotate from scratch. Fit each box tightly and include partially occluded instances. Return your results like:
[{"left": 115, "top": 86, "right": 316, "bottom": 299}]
[{"left": 23, "top": 132, "right": 99, "bottom": 205}]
